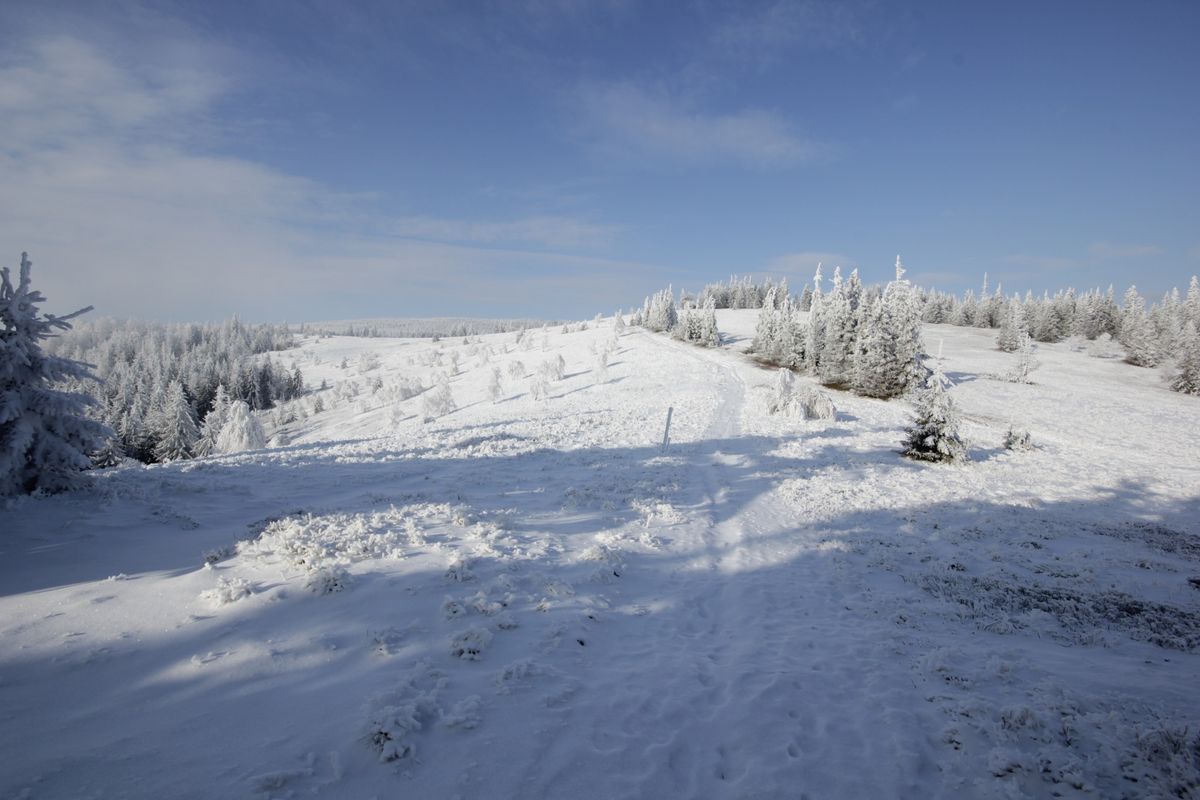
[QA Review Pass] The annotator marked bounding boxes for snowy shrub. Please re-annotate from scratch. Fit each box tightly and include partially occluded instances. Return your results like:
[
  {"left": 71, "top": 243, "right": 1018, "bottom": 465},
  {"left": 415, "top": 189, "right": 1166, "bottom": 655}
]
[
  {"left": 421, "top": 373, "right": 456, "bottom": 421},
  {"left": 766, "top": 369, "right": 836, "bottom": 421},
  {"left": 449, "top": 626, "right": 493, "bottom": 660},
  {"left": 797, "top": 388, "right": 837, "bottom": 421},
  {"left": 507, "top": 360, "right": 525, "bottom": 380},
  {"left": 1003, "top": 426, "right": 1034, "bottom": 451},
  {"left": 902, "top": 361, "right": 968, "bottom": 464},
  {"left": 363, "top": 665, "right": 444, "bottom": 762},
  {"left": 441, "top": 695, "right": 483, "bottom": 730},
  {"left": 215, "top": 400, "right": 267, "bottom": 453},
  {"left": 0, "top": 252, "right": 110, "bottom": 494},
  {"left": 305, "top": 564, "right": 350, "bottom": 594},
  {"left": 445, "top": 555, "right": 474, "bottom": 582},
  {"left": 201, "top": 576, "right": 253, "bottom": 606}
]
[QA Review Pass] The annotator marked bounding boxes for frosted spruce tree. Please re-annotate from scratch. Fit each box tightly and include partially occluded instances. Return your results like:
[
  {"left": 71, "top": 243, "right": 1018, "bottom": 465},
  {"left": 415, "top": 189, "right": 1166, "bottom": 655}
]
[
  {"left": 153, "top": 380, "right": 199, "bottom": 462},
  {"left": 1, "top": 253, "right": 110, "bottom": 494},
  {"left": 818, "top": 267, "right": 859, "bottom": 387},
  {"left": 1170, "top": 320, "right": 1200, "bottom": 395},
  {"left": 996, "top": 298, "right": 1024, "bottom": 352},
  {"left": 193, "top": 384, "right": 231, "bottom": 457},
  {"left": 1119, "top": 286, "right": 1158, "bottom": 367},
  {"left": 215, "top": 400, "right": 266, "bottom": 453},
  {"left": 852, "top": 257, "right": 924, "bottom": 399},
  {"left": 902, "top": 358, "right": 967, "bottom": 464},
  {"left": 804, "top": 264, "right": 826, "bottom": 374}
]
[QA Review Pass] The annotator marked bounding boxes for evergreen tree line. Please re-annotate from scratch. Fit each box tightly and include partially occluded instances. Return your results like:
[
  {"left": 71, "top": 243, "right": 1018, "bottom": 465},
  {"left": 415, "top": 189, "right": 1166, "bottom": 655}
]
[
  {"left": 691, "top": 276, "right": 795, "bottom": 310},
  {"left": 749, "top": 260, "right": 925, "bottom": 399},
  {"left": 46, "top": 317, "right": 304, "bottom": 463}
]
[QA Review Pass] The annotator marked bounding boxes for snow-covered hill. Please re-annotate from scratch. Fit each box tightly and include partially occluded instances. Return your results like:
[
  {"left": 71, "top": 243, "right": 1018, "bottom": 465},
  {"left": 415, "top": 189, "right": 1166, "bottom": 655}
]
[{"left": 2, "top": 311, "right": 1198, "bottom": 799}]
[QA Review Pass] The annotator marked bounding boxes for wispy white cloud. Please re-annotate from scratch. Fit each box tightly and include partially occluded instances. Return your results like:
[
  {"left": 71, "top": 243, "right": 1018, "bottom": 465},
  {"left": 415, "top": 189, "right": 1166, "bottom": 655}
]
[
  {"left": 391, "top": 215, "right": 619, "bottom": 250},
  {"left": 0, "top": 33, "right": 642, "bottom": 321},
  {"left": 1088, "top": 241, "right": 1163, "bottom": 260},
  {"left": 576, "top": 83, "right": 826, "bottom": 168},
  {"left": 709, "top": 0, "right": 863, "bottom": 60}
]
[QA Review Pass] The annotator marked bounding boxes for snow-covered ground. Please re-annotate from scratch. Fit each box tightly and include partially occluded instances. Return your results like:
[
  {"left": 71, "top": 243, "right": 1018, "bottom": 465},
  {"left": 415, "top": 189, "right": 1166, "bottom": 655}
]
[{"left": 2, "top": 311, "right": 1198, "bottom": 799}]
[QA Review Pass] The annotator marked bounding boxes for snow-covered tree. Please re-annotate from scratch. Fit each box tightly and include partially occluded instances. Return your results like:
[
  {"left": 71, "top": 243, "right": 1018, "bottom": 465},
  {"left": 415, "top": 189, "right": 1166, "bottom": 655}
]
[
  {"left": 215, "top": 400, "right": 266, "bottom": 453},
  {"left": 902, "top": 359, "right": 967, "bottom": 464},
  {"left": 528, "top": 372, "right": 549, "bottom": 401},
  {"left": 804, "top": 265, "right": 826, "bottom": 374},
  {"left": 644, "top": 287, "right": 678, "bottom": 333},
  {"left": 1118, "top": 286, "right": 1158, "bottom": 367},
  {"left": 421, "top": 373, "right": 456, "bottom": 421},
  {"left": 592, "top": 346, "right": 610, "bottom": 384},
  {"left": 817, "top": 267, "right": 861, "bottom": 387},
  {"left": 1170, "top": 320, "right": 1200, "bottom": 395},
  {"left": 612, "top": 310, "right": 626, "bottom": 335},
  {"left": 852, "top": 257, "right": 924, "bottom": 399},
  {"left": 1005, "top": 330, "right": 1040, "bottom": 383},
  {"left": 153, "top": 380, "right": 199, "bottom": 462},
  {"left": 0, "top": 253, "right": 110, "bottom": 494},
  {"left": 488, "top": 367, "right": 503, "bottom": 403},
  {"left": 193, "top": 384, "right": 231, "bottom": 457},
  {"left": 996, "top": 298, "right": 1024, "bottom": 352}
]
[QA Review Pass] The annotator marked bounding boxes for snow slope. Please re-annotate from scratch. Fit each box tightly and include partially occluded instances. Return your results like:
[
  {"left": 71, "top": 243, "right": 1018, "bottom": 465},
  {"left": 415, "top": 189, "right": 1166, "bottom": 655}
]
[{"left": 2, "top": 312, "right": 1198, "bottom": 799}]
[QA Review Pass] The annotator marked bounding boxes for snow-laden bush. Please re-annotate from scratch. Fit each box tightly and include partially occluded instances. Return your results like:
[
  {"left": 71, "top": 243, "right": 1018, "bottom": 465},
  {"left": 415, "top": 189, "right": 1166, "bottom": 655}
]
[
  {"left": 449, "top": 626, "right": 493, "bottom": 661},
  {"left": 363, "top": 664, "right": 444, "bottom": 762},
  {"left": 765, "top": 369, "right": 836, "bottom": 421},
  {"left": 215, "top": 400, "right": 266, "bottom": 453},
  {"left": 305, "top": 565, "right": 350, "bottom": 594},
  {"left": 201, "top": 576, "right": 254, "bottom": 606},
  {"left": 1003, "top": 426, "right": 1034, "bottom": 451},
  {"left": 506, "top": 360, "right": 525, "bottom": 380}
]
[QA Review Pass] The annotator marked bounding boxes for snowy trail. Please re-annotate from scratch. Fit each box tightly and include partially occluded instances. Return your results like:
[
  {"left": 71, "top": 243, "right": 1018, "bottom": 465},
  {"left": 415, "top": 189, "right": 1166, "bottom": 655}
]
[{"left": 513, "top": 333, "right": 942, "bottom": 799}]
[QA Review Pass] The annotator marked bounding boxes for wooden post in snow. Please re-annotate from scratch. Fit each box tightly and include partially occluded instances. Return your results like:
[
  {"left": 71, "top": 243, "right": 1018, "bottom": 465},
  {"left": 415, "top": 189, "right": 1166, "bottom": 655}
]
[{"left": 661, "top": 406, "right": 673, "bottom": 454}]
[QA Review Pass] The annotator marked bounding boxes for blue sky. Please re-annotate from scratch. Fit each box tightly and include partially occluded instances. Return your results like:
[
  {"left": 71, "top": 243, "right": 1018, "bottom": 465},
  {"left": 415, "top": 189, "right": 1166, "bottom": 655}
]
[{"left": 1, "top": 0, "right": 1197, "bottom": 322}]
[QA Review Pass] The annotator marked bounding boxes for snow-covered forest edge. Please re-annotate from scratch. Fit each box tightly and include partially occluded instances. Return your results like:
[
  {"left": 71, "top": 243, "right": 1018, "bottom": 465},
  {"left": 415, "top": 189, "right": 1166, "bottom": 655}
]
[{"left": 2, "top": 254, "right": 1199, "bottom": 799}]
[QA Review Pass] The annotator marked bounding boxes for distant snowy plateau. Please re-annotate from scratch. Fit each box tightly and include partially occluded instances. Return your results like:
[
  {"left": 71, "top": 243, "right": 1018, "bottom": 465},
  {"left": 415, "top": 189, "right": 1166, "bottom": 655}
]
[{"left": 2, "top": 310, "right": 1198, "bottom": 799}]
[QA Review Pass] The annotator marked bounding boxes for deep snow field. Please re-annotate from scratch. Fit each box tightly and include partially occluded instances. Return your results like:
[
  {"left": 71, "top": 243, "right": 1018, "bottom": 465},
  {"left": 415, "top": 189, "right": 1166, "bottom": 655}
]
[{"left": 2, "top": 310, "right": 1199, "bottom": 799}]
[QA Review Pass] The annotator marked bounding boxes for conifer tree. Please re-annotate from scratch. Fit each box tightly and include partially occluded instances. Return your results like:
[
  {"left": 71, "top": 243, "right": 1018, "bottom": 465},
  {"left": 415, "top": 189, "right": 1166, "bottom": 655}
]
[
  {"left": 153, "top": 380, "right": 199, "bottom": 462},
  {"left": 996, "top": 298, "right": 1024, "bottom": 352},
  {"left": 193, "top": 384, "right": 231, "bottom": 457},
  {"left": 804, "top": 264, "right": 826, "bottom": 374},
  {"left": 902, "top": 359, "right": 967, "bottom": 464},
  {"left": 1170, "top": 320, "right": 1200, "bottom": 395},
  {"left": 0, "top": 253, "right": 110, "bottom": 494},
  {"left": 1119, "top": 286, "right": 1158, "bottom": 367}
]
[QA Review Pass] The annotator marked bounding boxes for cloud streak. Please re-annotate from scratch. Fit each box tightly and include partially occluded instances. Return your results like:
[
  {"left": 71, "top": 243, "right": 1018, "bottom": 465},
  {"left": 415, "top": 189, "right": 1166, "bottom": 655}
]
[
  {"left": 0, "top": 33, "right": 644, "bottom": 322},
  {"left": 576, "top": 83, "right": 826, "bottom": 168}
]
